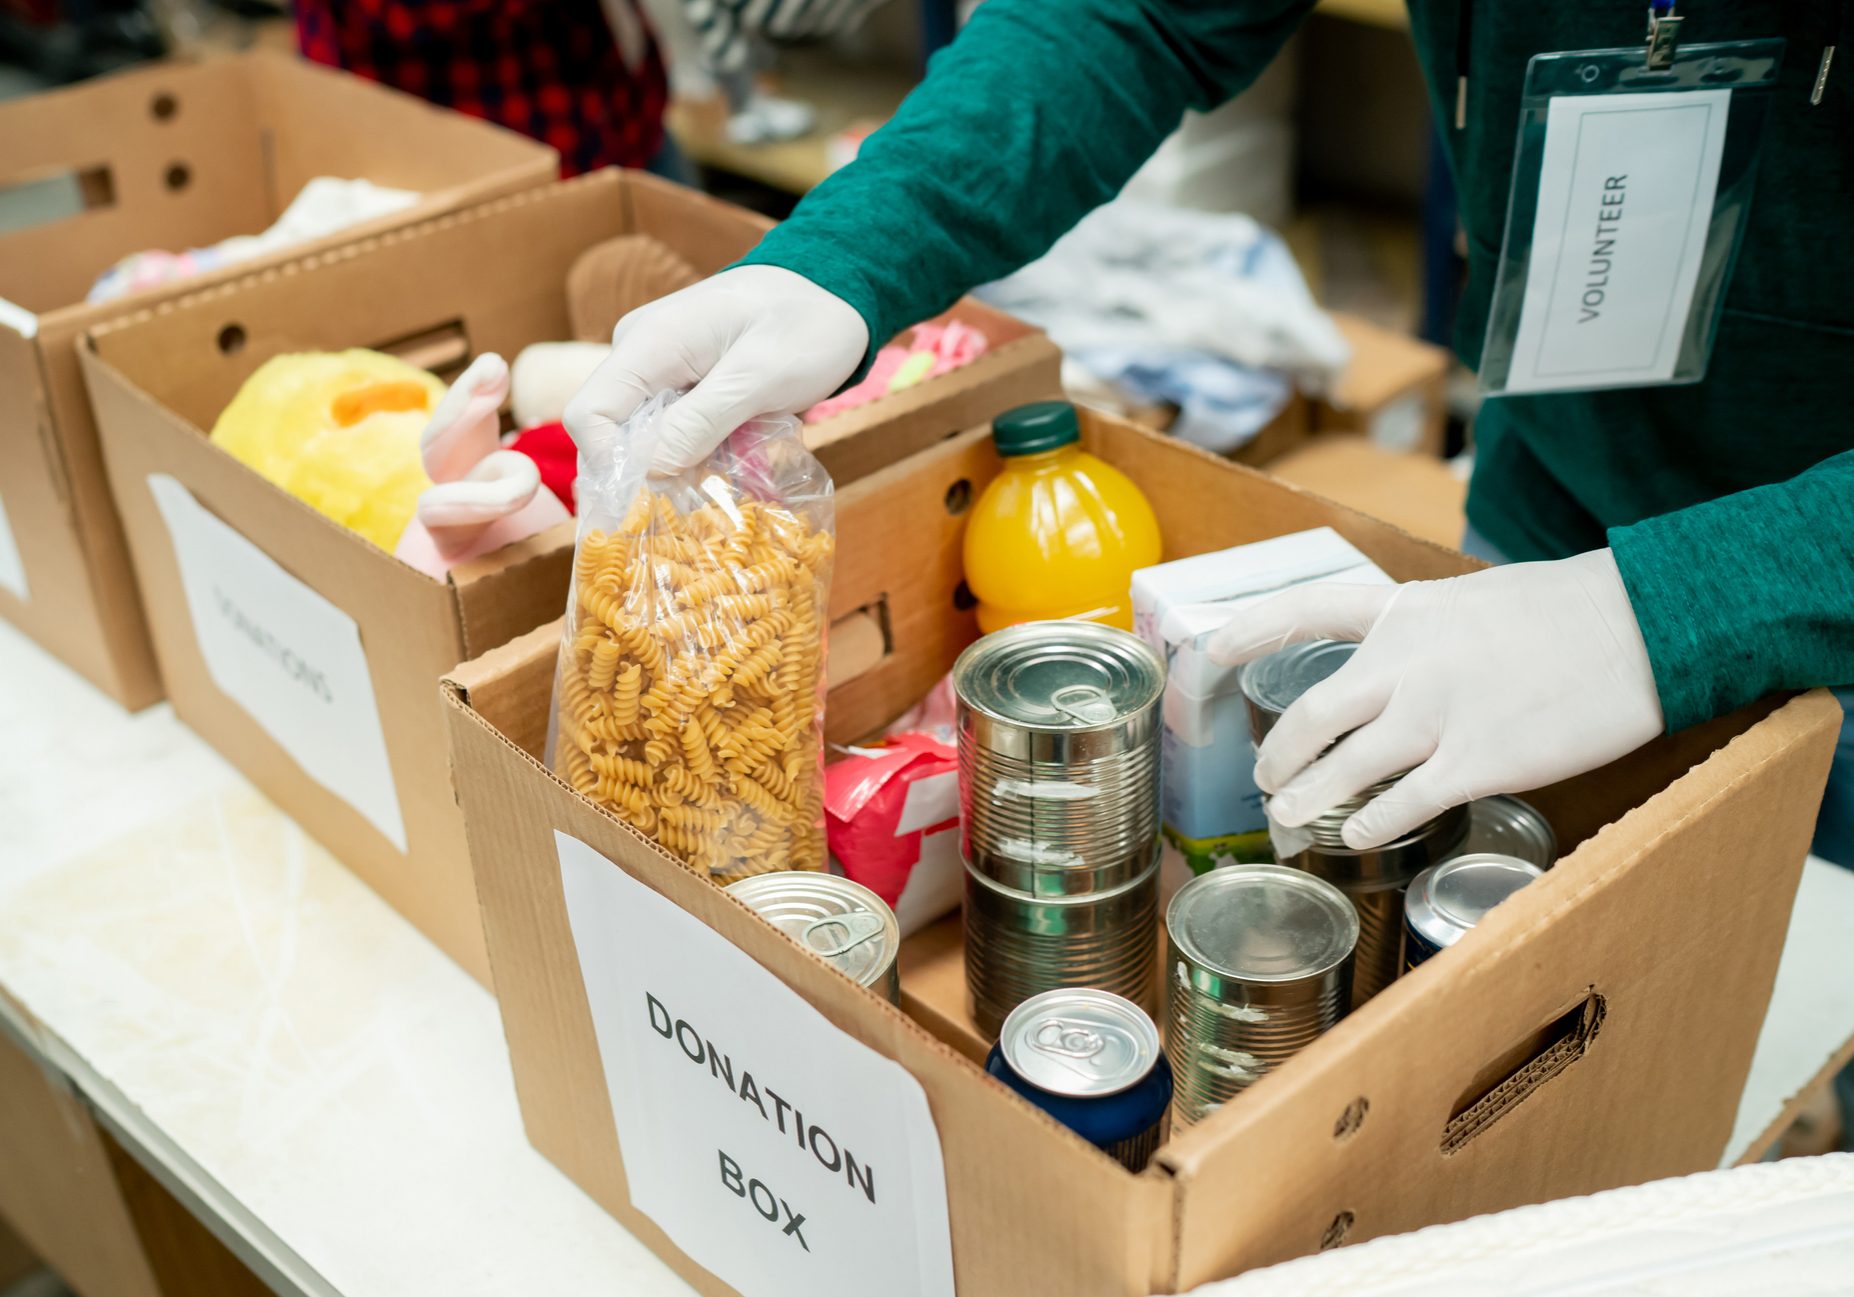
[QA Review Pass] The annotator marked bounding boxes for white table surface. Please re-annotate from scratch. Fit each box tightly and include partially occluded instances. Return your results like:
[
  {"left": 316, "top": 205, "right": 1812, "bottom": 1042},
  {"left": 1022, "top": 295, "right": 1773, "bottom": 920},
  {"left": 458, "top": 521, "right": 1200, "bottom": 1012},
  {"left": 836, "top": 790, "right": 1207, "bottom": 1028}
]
[{"left": 1, "top": 615, "right": 1850, "bottom": 1296}]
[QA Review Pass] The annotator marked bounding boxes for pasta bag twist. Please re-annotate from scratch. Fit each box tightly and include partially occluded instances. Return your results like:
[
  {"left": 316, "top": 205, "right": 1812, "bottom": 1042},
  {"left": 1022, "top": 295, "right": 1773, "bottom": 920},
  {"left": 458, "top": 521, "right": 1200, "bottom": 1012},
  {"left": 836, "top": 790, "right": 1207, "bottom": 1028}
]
[{"left": 550, "top": 393, "right": 834, "bottom": 884}]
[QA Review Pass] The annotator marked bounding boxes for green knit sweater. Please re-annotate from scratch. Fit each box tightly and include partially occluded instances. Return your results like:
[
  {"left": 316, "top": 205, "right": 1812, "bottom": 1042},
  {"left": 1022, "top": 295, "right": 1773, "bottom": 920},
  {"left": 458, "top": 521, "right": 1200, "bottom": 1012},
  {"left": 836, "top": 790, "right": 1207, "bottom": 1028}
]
[{"left": 740, "top": 0, "right": 1854, "bottom": 731}]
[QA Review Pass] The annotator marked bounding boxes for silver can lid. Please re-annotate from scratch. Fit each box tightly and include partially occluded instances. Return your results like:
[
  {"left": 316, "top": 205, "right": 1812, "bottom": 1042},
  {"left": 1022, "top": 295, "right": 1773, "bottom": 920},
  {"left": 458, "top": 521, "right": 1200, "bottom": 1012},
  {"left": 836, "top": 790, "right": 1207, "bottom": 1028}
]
[
  {"left": 954, "top": 621, "right": 1164, "bottom": 732},
  {"left": 1407, "top": 852, "right": 1542, "bottom": 949},
  {"left": 726, "top": 872, "right": 899, "bottom": 989},
  {"left": 1237, "top": 639, "right": 1357, "bottom": 719},
  {"left": 1458, "top": 795, "right": 1558, "bottom": 869},
  {"left": 1167, "top": 864, "right": 1359, "bottom": 982},
  {"left": 999, "top": 987, "right": 1161, "bottom": 1098}
]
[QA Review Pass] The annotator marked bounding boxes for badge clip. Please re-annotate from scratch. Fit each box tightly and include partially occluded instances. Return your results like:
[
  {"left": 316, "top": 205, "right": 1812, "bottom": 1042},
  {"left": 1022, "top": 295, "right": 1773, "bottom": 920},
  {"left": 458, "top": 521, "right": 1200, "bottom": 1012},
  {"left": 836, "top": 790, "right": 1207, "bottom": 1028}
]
[{"left": 1646, "top": 4, "right": 1683, "bottom": 70}]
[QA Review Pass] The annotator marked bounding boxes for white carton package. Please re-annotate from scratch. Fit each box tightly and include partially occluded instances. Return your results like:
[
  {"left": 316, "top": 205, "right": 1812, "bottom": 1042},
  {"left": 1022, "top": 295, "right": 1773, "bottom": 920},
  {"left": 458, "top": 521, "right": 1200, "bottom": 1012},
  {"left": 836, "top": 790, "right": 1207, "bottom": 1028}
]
[{"left": 1131, "top": 527, "right": 1393, "bottom": 873}]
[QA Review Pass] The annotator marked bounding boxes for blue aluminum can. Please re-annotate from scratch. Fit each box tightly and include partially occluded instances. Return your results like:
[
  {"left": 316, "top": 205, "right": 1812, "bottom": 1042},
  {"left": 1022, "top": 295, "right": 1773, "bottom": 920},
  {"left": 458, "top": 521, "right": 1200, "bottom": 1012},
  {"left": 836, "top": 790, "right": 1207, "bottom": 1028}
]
[
  {"left": 985, "top": 987, "right": 1172, "bottom": 1171},
  {"left": 1403, "top": 852, "right": 1543, "bottom": 970}
]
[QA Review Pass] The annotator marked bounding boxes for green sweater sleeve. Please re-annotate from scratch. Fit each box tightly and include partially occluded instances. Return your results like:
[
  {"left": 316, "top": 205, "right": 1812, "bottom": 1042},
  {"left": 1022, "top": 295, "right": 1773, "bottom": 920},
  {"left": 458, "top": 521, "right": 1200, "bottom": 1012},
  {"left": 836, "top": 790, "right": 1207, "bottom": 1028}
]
[
  {"left": 1609, "top": 450, "right": 1854, "bottom": 732},
  {"left": 737, "top": 0, "right": 1314, "bottom": 354}
]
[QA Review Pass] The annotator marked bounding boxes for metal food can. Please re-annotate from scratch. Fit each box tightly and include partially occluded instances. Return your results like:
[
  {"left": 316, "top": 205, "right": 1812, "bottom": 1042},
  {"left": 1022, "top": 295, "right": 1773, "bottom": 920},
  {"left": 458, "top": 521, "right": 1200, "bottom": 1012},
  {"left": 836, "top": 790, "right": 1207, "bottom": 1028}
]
[
  {"left": 1452, "top": 794, "right": 1559, "bottom": 870},
  {"left": 1237, "top": 639, "right": 1359, "bottom": 746},
  {"left": 1165, "top": 865, "right": 1357, "bottom": 1129},
  {"left": 1403, "top": 852, "right": 1544, "bottom": 970},
  {"left": 964, "top": 844, "right": 1161, "bottom": 1037},
  {"left": 1278, "top": 803, "right": 1469, "bottom": 1006},
  {"left": 954, "top": 621, "right": 1167, "bottom": 1035},
  {"left": 984, "top": 988, "right": 1173, "bottom": 1171},
  {"left": 955, "top": 620, "right": 1165, "bottom": 878},
  {"left": 726, "top": 872, "right": 901, "bottom": 1004}
]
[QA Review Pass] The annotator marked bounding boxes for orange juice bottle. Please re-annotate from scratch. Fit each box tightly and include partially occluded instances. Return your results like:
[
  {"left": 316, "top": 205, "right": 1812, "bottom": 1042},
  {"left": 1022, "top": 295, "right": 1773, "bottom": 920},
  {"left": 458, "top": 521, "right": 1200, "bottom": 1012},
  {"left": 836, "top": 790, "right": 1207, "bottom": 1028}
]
[{"left": 963, "top": 401, "right": 1162, "bottom": 633}]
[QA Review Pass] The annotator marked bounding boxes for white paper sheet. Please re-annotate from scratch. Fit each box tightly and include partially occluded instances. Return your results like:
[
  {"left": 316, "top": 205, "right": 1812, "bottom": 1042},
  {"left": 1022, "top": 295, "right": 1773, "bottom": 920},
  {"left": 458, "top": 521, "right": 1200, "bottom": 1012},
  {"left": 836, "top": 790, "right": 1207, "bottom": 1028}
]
[
  {"left": 1505, "top": 89, "right": 1729, "bottom": 393},
  {"left": 0, "top": 490, "right": 27, "bottom": 601},
  {"left": 147, "top": 474, "right": 406, "bottom": 851},
  {"left": 555, "top": 831, "right": 956, "bottom": 1297}
]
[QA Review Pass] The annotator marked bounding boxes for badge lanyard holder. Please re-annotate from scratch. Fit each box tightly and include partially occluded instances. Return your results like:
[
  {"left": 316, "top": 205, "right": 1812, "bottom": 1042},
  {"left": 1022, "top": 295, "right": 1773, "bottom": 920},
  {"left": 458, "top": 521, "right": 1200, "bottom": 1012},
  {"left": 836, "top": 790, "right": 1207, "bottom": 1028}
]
[{"left": 1478, "top": 22, "right": 1784, "bottom": 396}]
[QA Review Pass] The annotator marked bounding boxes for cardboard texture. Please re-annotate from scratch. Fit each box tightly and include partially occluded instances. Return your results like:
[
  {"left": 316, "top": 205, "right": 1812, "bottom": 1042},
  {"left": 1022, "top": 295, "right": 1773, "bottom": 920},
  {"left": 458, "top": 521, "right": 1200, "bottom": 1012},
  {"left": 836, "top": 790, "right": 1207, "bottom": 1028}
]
[
  {"left": 1314, "top": 314, "right": 1451, "bottom": 456},
  {"left": 0, "top": 1022, "right": 161, "bottom": 1297},
  {"left": 443, "top": 407, "right": 1841, "bottom": 1295},
  {"left": 79, "top": 168, "right": 1056, "bottom": 986},
  {"left": 0, "top": 52, "right": 557, "bottom": 711},
  {"left": 0, "top": 1020, "right": 269, "bottom": 1297}
]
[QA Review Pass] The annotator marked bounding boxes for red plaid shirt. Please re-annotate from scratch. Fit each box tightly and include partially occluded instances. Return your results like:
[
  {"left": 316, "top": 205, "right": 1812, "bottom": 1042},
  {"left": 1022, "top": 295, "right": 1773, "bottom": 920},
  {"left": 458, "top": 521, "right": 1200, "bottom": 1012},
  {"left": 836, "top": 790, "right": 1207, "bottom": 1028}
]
[{"left": 296, "top": 0, "right": 668, "bottom": 177}]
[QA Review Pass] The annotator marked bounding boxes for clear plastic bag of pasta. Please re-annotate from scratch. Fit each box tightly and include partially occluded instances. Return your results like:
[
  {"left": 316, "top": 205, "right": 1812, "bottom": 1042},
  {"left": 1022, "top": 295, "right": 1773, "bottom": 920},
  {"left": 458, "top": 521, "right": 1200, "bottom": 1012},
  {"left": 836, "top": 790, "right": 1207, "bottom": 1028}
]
[{"left": 552, "top": 391, "right": 834, "bottom": 882}]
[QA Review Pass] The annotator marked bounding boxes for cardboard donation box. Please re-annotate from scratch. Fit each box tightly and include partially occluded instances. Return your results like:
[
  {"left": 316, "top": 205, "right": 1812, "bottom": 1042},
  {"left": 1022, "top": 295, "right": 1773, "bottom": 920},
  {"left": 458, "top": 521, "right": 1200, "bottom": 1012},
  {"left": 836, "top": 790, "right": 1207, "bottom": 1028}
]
[
  {"left": 77, "top": 168, "right": 1058, "bottom": 986},
  {"left": 0, "top": 52, "right": 558, "bottom": 710},
  {"left": 442, "top": 408, "right": 1839, "bottom": 1295}
]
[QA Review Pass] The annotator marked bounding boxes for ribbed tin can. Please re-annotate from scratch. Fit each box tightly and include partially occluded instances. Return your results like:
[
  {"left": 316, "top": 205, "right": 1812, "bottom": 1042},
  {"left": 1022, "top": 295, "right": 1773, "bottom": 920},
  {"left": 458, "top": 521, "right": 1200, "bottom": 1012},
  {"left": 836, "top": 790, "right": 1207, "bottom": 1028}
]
[
  {"left": 985, "top": 988, "right": 1173, "bottom": 1172},
  {"left": 1277, "top": 804, "right": 1469, "bottom": 1005},
  {"left": 1452, "top": 794, "right": 1559, "bottom": 870},
  {"left": 726, "top": 872, "right": 901, "bottom": 1004},
  {"left": 1165, "top": 865, "right": 1357, "bottom": 1129},
  {"left": 1238, "top": 639, "right": 1360, "bottom": 745},
  {"left": 954, "top": 622, "right": 1167, "bottom": 1036},
  {"left": 964, "top": 846, "right": 1161, "bottom": 1037}
]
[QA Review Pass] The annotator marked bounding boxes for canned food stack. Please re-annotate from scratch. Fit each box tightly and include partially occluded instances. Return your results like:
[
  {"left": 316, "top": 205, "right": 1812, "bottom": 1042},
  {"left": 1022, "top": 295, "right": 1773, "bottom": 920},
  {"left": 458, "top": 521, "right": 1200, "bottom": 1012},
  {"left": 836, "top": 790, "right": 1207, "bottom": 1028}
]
[
  {"left": 1239, "top": 639, "right": 1468, "bottom": 1005},
  {"left": 954, "top": 622, "right": 1166, "bottom": 1037},
  {"left": 1166, "top": 865, "right": 1358, "bottom": 1128}
]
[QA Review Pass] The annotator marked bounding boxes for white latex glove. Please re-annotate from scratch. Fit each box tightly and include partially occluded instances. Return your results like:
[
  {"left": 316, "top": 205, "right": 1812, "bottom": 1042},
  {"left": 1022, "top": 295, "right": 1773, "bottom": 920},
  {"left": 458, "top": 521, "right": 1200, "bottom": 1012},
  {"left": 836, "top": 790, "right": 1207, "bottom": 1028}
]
[
  {"left": 1206, "top": 550, "right": 1666, "bottom": 850},
  {"left": 562, "top": 264, "right": 869, "bottom": 475}
]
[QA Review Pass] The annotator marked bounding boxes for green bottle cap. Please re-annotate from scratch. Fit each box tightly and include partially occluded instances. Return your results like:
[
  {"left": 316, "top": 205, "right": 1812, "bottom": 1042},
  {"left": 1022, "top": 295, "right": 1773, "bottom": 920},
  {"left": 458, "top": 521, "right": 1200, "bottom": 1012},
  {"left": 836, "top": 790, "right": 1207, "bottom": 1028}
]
[{"left": 991, "top": 400, "right": 1080, "bottom": 456}]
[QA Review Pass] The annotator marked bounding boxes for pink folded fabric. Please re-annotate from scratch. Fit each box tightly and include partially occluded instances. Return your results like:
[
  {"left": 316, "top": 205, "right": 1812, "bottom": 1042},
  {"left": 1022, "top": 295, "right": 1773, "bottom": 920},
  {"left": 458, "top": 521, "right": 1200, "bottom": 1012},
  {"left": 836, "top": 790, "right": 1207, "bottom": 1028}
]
[{"left": 802, "top": 320, "right": 989, "bottom": 423}]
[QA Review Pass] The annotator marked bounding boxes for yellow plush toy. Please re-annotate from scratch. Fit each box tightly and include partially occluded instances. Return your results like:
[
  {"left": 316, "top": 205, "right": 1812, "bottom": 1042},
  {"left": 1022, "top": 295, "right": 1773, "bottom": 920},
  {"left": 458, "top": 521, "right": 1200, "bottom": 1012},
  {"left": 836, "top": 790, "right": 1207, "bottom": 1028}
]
[{"left": 209, "top": 350, "right": 445, "bottom": 551}]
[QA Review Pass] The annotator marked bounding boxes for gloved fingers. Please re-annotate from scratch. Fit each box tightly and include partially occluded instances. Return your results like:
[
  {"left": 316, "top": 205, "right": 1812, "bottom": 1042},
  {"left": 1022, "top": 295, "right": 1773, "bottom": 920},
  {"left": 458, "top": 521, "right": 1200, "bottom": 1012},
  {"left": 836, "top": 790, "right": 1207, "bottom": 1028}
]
[
  {"left": 1205, "top": 583, "right": 1398, "bottom": 666},
  {"left": 416, "top": 450, "right": 540, "bottom": 527},
  {"left": 1264, "top": 712, "right": 1436, "bottom": 828},
  {"left": 1253, "top": 669, "right": 1394, "bottom": 794},
  {"left": 649, "top": 351, "right": 784, "bottom": 475},
  {"left": 1339, "top": 760, "right": 1467, "bottom": 851},
  {"left": 562, "top": 337, "right": 703, "bottom": 452}
]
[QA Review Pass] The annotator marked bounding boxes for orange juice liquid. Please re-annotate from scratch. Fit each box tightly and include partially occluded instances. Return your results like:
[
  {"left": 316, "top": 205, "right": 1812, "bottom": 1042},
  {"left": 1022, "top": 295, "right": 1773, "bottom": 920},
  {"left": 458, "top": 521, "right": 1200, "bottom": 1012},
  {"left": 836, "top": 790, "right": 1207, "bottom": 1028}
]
[{"left": 963, "top": 442, "right": 1162, "bottom": 634}]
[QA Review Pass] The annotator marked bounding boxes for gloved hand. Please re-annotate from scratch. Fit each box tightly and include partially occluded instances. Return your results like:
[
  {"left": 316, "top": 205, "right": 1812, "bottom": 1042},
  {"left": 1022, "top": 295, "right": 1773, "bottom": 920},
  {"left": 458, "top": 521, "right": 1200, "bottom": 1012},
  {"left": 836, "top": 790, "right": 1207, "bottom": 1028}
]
[
  {"left": 562, "top": 264, "right": 869, "bottom": 475},
  {"left": 1206, "top": 549, "right": 1665, "bottom": 850}
]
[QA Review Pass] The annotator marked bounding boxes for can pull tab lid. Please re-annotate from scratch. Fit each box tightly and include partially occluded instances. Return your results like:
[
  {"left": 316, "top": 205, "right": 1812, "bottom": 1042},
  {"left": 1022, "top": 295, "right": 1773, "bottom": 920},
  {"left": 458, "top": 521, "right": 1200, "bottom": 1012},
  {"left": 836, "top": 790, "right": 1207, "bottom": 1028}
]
[
  {"left": 1028, "top": 1018, "right": 1111, "bottom": 1075},
  {"left": 803, "top": 910, "right": 886, "bottom": 958},
  {"left": 1050, "top": 683, "right": 1118, "bottom": 725}
]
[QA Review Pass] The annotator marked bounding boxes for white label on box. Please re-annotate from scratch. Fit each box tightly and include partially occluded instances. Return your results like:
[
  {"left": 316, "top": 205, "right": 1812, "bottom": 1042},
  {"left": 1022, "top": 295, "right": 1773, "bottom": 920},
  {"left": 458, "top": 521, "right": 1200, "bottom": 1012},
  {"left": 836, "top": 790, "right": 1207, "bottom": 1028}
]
[
  {"left": 556, "top": 832, "right": 956, "bottom": 1297},
  {"left": 0, "top": 490, "right": 27, "bottom": 601},
  {"left": 147, "top": 474, "right": 406, "bottom": 851},
  {"left": 1505, "top": 89, "right": 1729, "bottom": 393}
]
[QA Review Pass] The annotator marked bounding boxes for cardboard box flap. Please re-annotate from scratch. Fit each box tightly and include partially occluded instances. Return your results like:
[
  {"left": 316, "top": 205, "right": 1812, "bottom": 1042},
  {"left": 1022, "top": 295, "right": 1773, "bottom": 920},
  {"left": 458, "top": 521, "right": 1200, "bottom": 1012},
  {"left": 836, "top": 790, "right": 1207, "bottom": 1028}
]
[
  {"left": 0, "top": 59, "right": 269, "bottom": 313},
  {"left": 81, "top": 174, "right": 634, "bottom": 427},
  {"left": 1157, "top": 688, "right": 1842, "bottom": 1284},
  {"left": 442, "top": 682, "right": 1176, "bottom": 1295},
  {"left": 443, "top": 621, "right": 560, "bottom": 759},
  {"left": 450, "top": 520, "right": 576, "bottom": 664},
  {"left": 248, "top": 52, "right": 551, "bottom": 202}
]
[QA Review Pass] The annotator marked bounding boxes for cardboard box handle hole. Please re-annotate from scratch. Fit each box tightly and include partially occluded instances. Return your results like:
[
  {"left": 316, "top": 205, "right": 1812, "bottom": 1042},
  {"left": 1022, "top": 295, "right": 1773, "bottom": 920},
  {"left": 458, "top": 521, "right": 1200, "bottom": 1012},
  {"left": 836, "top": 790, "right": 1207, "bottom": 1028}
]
[
  {"left": 1442, "top": 990, "right": 1607, "bottom": 1155},
  {"left": 218, "top": 324, "right": 247, "bottom": 356},
  {"left": 1332, "top": 1096, "right": 1368, "bottom": 1141},
  {"left": 150, "top": 91, "right": 178, "bottom": 121},
  {"left": 1319, "top": 1211, "right": 1355, "bottom": 1251},
  {"left": 165, "top": 162, "right": 191, "bottom": 193}
]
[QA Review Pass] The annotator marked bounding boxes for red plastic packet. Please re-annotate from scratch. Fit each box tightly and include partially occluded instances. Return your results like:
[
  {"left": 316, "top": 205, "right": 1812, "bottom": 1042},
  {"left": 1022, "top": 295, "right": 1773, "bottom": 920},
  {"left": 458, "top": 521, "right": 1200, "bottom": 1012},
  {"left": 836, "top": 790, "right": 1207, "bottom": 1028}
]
[{"left": 824, "top": 732, "right": 960, "bottom": 934}]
